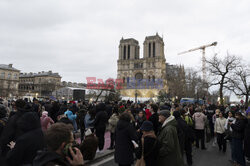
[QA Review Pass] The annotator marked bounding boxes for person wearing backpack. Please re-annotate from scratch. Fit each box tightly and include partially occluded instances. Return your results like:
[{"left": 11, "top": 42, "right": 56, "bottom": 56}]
[{"left": 135, "top": 121, "right": 159, "bottom": 166}]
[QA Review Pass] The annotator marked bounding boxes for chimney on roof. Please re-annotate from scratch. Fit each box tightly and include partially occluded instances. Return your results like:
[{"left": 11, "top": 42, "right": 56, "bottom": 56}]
[
  {"left": 42, "top": 71, "right": 44, "bottom": 73},
  {"left": 48, "top": 70, "right": 52, "bottom": 74},
  {"left": 8, "top": 64, "right": 13, "bottom": 68}
]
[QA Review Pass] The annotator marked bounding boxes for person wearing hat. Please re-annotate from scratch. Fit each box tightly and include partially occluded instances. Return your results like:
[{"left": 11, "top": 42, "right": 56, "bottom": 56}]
[
  {"left": 157, "top": 110, "right": 184, "bottom": 166},
  {"left": 135, "top": 121, "right": 159, "bottom": 166}
]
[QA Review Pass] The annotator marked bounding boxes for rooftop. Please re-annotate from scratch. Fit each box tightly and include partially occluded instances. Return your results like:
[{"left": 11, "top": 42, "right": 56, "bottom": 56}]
[
  {"left": 20, "top": 71, "right": 61, "bottom": 78},
  {"left": 120, "top": 38, "right": 139, "bottom": 44},
  {"left": 0, "top": 64, "right": 20, "bottom": 71},
  {"left": 145, "top": 33, "right": 163, "bottom": 41}
]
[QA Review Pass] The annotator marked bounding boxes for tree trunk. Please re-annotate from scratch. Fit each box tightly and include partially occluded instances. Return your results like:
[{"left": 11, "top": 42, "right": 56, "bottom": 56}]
[
  {"left": 219, "top": 84, "right": 224, "bottom": 105},
  {"left": 95, "top": 90, "right": 104, "bottom": 102},
  {"left": 245, "top": 93, "right": 249, "bottom": 108}
]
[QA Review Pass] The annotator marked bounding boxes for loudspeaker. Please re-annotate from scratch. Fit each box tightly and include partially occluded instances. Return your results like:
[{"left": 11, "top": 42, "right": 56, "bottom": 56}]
[{"left": 73, "top": 89, "right": 85, "bottom": 101}]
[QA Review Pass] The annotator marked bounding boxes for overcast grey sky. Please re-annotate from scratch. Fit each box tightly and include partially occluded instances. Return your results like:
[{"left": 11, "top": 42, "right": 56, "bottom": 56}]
[{"left": 1, "top": 0, "right": 250, "bottom": 84}]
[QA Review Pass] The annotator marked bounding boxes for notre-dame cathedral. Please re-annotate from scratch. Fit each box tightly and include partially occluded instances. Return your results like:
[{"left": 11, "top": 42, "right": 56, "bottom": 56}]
[{"left": 117, "top": 33, "right": 167, "bottom": 99}]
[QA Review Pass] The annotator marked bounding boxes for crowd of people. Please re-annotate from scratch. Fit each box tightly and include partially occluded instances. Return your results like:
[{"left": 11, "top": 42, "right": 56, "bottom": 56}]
[{"left": 0, "top": 97, "right": 249, "bottom": 166}]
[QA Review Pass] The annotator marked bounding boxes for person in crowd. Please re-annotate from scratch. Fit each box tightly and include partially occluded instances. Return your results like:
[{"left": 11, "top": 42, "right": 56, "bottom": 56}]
[
  {"left": 59, "top": 101, "right": 68, "bottom": 113},
  {"left": 145, "top": 104, "right": 152, "bottom": 120},
  {"left": 135, "top": 110, "right": 147, "bottom": 131},
  {"left": 94, "top": 103, "right": 108, "bottom": 152},
  {"left": 192, "top": 108, "right": 207, "bottom": 150},
  {"left": 244, "top": 108, "right": 250, "bottom": 163},
  {"left": 40, "top": 111, "right": 54, "bottom": 132},
  {"left": 182, "top": 107, "right": 193, "bottom": 127},
  {"left": 124, "top": 108, "right": 135, "bottom": 125},
  {"left": 214, "top": 111, "right": 227, "bottom": 152},
  {"left": 108, "top": 106, "right": 119, "bottom": 150},
  {"left": 173, "top": 110, "right": 185, "bottom": 156},
  {"left": 115, "top": 112, "right": 138, "bottom": 166},
  {"left": 229, "top": 112, "right": 247, "bottom": 166},
  {"left": 33, "top": 123, "right": 84, "bottom": 166},
  {"left": 105, "top": 101, "right": 113, "bottom": 119},
  {"left": 173, "top": 110, "right": 194, "bottom": 166},
  {"left": 157, "top": 110, "right": 183, "bottom": 166},
  {"left": 180, "top": 109, "right": 195, "bottom": 166},
  {"left": 225, "top": 110, "right": 236, "bottom": 163},
  {"left": 6, "top": 112, "right": 44, "bottom": 166},
  {"left": 79, "top": 128, "right": 98, "bottom": 160},
  {"left": 84, "top": 108, "right": 95, "bottom": 130},
  {"left": 77, "top": 103, "right": 87, "bottom": 142},
  {"left": 64, "top": 107, "right": 78, "bottom": 132},
  {"left": 135, "top": 121, "right": 159, "bottom": 166},
  {"left": 0, "top": 104, "right": 8, "bottom": 137},
  {"left": 50, "top": 101, "right": 60, "bottom": 122},
  {"left": 0, "top": 99, "right": 30, "bottom": 156},
  {"left": 2, "top": 100, "right": 10, "bottom": 116},
  {"left": 212, "top": 109, "right": 220, "bottom": 124},
  {"left": 148, "top": 104, "right": 159, "bottom": 135}
]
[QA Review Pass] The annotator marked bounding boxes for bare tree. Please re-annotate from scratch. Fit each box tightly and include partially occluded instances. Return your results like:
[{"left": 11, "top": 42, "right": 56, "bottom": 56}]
[
  {"left": 206, "top": 53, "right": 240, "bottom": 105},
  {"left": 227, "top": 63, "right": 250, "bottom": 107}
]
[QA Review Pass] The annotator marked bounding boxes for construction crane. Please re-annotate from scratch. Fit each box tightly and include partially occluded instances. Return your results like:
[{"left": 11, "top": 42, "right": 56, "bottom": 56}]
[{"left": 178, "top": 42, "right": 217, "bottom": 81}]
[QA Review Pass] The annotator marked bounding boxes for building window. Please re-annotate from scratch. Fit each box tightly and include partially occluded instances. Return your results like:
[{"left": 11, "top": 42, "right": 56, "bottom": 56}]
[
  {"left": 14, "top": 74, "right": 17, "bottom": 79},
  {"left": 148, "top": 43, "right": 151, "bottom": 57},
  {"left": 7, "top": 73, "right": 11, "bottom": 79},
  {"left": 128, "top": 45, "right": 130, "bottom": 59},
  {"left": 123, "top": 45, "right": 126, "bottom": 60},
  {"left": 153, "top": 42, "right": 155, "bottom": 57},
  {"left": 0, "top": 72, "right": 5, "bottom": 79}
]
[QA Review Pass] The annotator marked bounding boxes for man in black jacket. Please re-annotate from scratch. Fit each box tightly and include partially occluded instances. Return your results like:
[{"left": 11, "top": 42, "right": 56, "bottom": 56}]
[
  {"left": 6, "top": 112, "right": 44, "bottom": 166},
  {"left": 0, "top": 99, "right": 29, "bottom": 156},
  {"left": 94, "top": 103, "right": 108, "bottom": 152},
  {"left": 148, "top": 104, "right": 159, "bottom": 135}
]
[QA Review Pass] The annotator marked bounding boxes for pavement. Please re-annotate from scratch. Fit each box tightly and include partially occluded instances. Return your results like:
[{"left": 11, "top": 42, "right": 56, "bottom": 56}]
[{"left": 88, "top": 138, "right": 250, "bottom": 166}]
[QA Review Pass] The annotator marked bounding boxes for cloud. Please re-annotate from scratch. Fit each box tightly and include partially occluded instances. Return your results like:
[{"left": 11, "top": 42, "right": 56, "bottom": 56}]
[{"left": 0, "top": 0, "right": 249, "bottom": 84}]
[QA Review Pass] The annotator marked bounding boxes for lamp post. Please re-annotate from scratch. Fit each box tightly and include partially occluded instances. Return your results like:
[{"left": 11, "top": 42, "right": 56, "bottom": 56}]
[{"left": 135, "top": 89, "right": 138, "bottom": 104}]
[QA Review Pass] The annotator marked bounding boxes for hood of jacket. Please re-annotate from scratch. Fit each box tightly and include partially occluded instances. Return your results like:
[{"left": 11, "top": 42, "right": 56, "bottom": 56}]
[
  {"left": 17, "top": 112, "right": 41, "bottom": 133},
  {"left": 162, "top": 115, "right": 176, "bottom": 128}
]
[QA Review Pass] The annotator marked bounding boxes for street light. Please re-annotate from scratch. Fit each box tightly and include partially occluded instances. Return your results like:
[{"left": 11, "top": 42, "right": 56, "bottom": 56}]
[{"left": 135, "top": 89, "right": 138, "bottom": 104}]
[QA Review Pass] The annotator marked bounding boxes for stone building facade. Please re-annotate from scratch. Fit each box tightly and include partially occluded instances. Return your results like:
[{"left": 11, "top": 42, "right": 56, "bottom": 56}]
[
  {"left": 19, "top": 71, "right": 61, "bottom": 98},
  {"left": 0, "top": 64, "right": 20, "bottom": 98},
  {"left": 117, "top": 33, "right": 167, "bottom": 98}
]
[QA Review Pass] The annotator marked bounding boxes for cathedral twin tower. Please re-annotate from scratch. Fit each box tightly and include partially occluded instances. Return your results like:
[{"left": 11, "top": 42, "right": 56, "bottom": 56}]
[{"left": 117, "top": 33, "right": 167, "bottom": 98}]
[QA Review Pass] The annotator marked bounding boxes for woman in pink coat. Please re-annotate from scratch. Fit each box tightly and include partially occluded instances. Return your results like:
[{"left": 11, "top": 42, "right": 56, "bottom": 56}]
[{"left": 40, "top": 111, "right": 54, "bottom": 131}]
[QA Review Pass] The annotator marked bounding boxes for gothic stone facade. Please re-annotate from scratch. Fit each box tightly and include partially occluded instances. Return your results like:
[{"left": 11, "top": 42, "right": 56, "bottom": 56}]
[{"left": 117, "top": 33, "right": 167, "bottom": 98}]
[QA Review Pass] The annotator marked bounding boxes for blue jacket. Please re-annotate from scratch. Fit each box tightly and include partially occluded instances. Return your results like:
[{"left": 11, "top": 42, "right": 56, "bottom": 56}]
[{"left": 64, "top": 110, "right": 77, "bottom": 121}]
